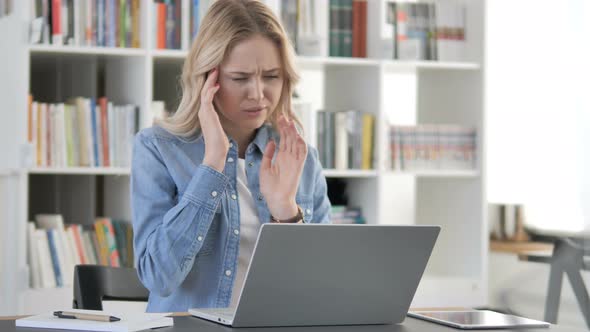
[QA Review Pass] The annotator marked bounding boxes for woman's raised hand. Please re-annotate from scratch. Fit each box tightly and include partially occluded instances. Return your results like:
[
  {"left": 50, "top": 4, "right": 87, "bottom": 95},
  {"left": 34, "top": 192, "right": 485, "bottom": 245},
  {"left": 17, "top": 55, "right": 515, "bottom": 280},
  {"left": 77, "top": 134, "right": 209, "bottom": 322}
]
[
  {"left": 259, "top": 115, "right": 308, "bottom": 220},
  {"left": 199, "top": 68, "right": 229, "bottom": 172}
]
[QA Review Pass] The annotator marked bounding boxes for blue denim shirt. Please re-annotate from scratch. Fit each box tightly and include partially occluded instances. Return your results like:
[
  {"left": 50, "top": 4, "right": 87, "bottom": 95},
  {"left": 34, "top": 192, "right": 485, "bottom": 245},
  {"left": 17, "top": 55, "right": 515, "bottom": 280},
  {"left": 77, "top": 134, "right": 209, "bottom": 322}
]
[{"left": 131, "top": 124, "right": 331, "bottom": 312}]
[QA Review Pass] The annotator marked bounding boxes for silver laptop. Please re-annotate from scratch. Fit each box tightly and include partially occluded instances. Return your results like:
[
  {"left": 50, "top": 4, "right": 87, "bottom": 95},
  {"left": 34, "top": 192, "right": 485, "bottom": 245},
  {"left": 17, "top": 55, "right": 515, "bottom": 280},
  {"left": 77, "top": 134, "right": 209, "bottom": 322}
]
[{"left": 189, "top": 224, "right": 440, "bottom": 327}]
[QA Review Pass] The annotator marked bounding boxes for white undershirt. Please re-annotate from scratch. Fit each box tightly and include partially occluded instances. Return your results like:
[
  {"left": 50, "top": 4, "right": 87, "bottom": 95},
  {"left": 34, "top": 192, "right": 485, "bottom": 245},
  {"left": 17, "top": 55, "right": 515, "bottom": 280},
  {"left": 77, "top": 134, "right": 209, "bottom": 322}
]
[{"left": 229, "top": 158, "right": 262, "bottom": 308}]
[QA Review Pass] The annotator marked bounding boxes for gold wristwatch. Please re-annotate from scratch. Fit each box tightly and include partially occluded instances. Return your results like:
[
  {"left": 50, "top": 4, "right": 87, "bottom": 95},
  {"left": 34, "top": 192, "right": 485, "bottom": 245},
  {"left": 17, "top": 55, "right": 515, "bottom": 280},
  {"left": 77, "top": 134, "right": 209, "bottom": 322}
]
[{"left": 270, "top": 205, "right": 304, "bottom": 224}]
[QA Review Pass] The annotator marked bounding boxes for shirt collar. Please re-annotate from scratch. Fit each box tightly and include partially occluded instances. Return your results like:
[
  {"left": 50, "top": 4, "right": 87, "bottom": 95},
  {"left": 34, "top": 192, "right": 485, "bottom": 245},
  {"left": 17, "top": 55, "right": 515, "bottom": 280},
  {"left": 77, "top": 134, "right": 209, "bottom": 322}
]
[
  {"left": 194, "top": 123, "right": 277, "bottom": 153},
  {"left": 251, "top": 123, "right": 277, "bottom": 153}
]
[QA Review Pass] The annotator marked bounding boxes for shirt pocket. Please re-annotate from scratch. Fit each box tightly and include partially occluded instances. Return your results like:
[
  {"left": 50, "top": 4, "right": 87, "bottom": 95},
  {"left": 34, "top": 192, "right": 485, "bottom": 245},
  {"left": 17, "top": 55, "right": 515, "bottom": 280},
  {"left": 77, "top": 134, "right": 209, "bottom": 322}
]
[{"left": 296, "top": 197, "right": 314, "bottom": 223}]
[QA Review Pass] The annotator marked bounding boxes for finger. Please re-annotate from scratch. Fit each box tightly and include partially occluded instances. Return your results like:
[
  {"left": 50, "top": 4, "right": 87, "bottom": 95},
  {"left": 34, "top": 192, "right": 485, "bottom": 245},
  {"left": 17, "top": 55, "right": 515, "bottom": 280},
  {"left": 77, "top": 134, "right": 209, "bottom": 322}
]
[
  {"left": 205, "top": 68, "right": 219, "bottom": 88},
  {"left": 283, "top": 121, "right": 294, "bottom": 154},
  {"left": 205, "top": 83, "right": 220, "bottom": 104},
  {"left": 261, "top": 140, "right": 276, "bottom": 171},
  {"left": 287, "top": 120, "right": 298, "bottom": 154},
  {"left": 201, "top": 68, "right": 219, "bottom": 100},
  {"left": 296, "top": 136, "right": 307, "bottom": 161},
  {"left": 278, "top": 121, "right": 287, "bottom": 152},
  {"left": 288, "top": 120, "right": 299, "bottom": 154},
  {"left": 278, "top": 113, "right": 288, "bottom": 130}
]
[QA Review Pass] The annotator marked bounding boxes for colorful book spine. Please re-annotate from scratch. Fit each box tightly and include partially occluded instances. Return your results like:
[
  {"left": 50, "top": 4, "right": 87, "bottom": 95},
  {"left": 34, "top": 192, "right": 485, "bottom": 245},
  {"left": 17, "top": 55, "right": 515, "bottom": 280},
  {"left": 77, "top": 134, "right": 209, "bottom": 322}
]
[
  {"left": 361, "top": 113, "right": 374, "bottom": 169},
  {"left": 45, "top": 229, "right": 63, "bottom": 287},
  {"left": 191, "top": 0, "right": 200, "bottom": 40},
  {"left": 93, "top": 221, "right": 109, "bottom": 265},
  {"left": 102, "top": 219, "right": 121, "bottom": 267},
  {"left": 329, "top": 0, "right": 340, "bottom": 57}
]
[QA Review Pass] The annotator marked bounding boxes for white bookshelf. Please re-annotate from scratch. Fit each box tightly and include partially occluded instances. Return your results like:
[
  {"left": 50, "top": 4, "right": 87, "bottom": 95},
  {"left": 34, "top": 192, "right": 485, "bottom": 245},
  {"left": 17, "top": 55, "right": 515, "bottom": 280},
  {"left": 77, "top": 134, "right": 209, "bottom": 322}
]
[
  {"left": 385, "top": 170, "right": 481, "bottom": 178},
  {"left": 28, "top": 167, "right": 131, "bottom": 176},
  {"left": 0, "top": 0, "right": 487, "bottom": 315},
  {"left": 323, "top": 169, "right": 379, "bottom": 178},
  {"left": 29, "top": 45, "right": 146, "bottom": 57}
]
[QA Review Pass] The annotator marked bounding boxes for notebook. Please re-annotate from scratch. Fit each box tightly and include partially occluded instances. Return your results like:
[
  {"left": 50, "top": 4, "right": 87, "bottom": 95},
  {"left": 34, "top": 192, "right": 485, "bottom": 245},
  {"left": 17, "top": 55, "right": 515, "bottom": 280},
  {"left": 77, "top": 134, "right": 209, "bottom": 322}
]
[{"left": 15, "top": 309, "right": 173, "bottom": 332}]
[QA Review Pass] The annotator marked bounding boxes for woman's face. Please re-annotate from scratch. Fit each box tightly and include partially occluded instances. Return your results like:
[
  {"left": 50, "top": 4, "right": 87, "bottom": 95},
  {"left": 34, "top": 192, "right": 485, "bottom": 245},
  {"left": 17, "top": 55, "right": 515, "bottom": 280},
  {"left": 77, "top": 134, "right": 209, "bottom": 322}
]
[{"left": 214, "top": 35, "right": 284, "bottom": 137}]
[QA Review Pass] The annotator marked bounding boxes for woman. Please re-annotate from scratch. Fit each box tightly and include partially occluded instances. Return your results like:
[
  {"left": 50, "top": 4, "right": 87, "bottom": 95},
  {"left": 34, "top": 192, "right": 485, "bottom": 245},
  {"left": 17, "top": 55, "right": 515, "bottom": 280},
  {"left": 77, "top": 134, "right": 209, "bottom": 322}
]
[{"left": 131, "top": 0, "right": 331, "bottom": 312}]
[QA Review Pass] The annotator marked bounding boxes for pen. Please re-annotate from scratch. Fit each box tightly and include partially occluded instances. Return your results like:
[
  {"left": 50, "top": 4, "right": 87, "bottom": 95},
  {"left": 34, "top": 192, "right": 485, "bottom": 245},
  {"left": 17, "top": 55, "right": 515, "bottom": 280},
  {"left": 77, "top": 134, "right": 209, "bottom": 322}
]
[{"left": 53, "top": 311, "right": 121, "bottom": 322}]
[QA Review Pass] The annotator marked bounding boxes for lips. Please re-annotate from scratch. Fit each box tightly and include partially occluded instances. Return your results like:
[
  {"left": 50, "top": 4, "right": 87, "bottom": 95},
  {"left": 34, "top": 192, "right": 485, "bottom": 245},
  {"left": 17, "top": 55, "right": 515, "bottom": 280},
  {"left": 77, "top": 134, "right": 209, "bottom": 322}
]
[{"left": 243, "top": 106, "right": 266, "bottom": 112}]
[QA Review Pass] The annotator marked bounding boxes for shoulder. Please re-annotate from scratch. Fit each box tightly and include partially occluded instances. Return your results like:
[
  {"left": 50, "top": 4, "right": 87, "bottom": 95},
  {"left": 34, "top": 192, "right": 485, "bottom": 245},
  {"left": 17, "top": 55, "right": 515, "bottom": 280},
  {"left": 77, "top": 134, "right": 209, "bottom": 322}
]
[
  {"left": 302, "top": 144, "right": 323, "bottom": 179},
  {"left": 136, "top": 125, "right": 179, "bottom": 142},
  {"left": 135, "top": 125, "right": 201, "bottom": 145}
]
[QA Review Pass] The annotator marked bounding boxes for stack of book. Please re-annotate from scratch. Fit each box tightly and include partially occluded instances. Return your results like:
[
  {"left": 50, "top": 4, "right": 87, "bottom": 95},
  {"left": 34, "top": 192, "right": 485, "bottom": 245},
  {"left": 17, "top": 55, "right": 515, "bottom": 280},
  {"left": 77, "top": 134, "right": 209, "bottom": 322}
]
[
  {"left": 29, "top": 0, "right": 141, "bottom": 47},
  {"left": 331, "top": 205, "right": 365, "bottom": 224},
  {"left": 385, "top": 1, "right": 466, "bottom": 61},
  {"left": 27, "top": 214, "right": 134, "bottom": 289},
  {"left": 152, "top": 0, "right": 181, "bottom": 49},
  {"left": 329, "top": 0, "right": 367, "bottom": 57},
  {"left": 317, "top": 110, "right": 375, "bottom": 170},
  {"left": 389, "top": 124, "right": 477, "bottom": 171},
  {"left": 27, "top": 96, "right": 140, "bottom": 168}
]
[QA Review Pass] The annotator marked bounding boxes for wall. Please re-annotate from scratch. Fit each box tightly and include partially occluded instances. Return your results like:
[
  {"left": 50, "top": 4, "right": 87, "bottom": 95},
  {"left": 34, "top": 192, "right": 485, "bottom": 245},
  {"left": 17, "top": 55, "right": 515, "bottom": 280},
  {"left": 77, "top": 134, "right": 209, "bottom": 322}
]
[{"left": 486, "top": 0, "right": 590, "bottom": 328}]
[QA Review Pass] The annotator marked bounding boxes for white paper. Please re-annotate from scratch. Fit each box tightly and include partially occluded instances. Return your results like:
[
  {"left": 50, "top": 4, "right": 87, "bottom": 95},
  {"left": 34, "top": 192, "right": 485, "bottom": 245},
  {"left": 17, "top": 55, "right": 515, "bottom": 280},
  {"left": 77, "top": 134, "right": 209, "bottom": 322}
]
[{"left": 16, "top": 309, "right": 173, "bottom": 332}]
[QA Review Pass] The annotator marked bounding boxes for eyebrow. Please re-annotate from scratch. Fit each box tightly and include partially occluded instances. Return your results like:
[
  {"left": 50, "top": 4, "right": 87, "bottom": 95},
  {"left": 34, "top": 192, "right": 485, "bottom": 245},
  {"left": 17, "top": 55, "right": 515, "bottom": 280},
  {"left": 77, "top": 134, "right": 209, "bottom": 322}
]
[{"left": 228, "top": 68, "right": 281, "bottom": 75}]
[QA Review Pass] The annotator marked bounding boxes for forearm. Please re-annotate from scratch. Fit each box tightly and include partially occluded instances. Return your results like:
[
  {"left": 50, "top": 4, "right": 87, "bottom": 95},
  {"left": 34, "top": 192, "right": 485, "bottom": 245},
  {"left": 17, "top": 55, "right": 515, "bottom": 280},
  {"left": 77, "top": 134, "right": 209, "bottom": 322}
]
[
  {"left": 135, "top": 201, "right": 218, "bottom": 296},
  {"left": 133, "top": 165, "right": 229, "bottom": 296}
]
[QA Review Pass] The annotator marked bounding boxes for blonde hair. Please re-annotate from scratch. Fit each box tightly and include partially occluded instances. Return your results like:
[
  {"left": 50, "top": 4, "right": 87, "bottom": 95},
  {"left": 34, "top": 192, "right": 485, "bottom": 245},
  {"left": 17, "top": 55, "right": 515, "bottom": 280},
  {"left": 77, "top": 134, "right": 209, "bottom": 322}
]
[{"left": 157, "top": 0, "right": 301, "bottom": 138}]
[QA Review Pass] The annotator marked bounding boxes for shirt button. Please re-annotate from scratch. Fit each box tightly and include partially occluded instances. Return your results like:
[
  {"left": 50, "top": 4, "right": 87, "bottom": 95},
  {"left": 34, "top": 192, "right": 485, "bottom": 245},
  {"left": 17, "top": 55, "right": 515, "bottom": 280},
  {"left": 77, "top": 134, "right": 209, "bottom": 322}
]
[
  {"left": 231, "top": 194, "right": 237, "bottom": 200},
  {"left": 225, "top": 270, "right": 232, "bottom": 277},
  {"left": 197, "top": 236, "right": 203, "bottom": 242},
  {"left": 227, "top": 157, "right": 234, "bottom": 163},
  {"left": 229, "top": 142, "right": 233, "bottom": 148},
  {"left": 211, "top": 191, "right": 218, "bottom": 197},
  {"left": 306, "top": 209, "right": 311, "bottom": 215},
  {"left": 248, "top": 162, "right": 253, "bottom": 167},
  {"left": 258, "top": 195, "right": 263, "bottom": 201},
  {"left": 234, "top": 229, "right": 240, "bottom": 235}
]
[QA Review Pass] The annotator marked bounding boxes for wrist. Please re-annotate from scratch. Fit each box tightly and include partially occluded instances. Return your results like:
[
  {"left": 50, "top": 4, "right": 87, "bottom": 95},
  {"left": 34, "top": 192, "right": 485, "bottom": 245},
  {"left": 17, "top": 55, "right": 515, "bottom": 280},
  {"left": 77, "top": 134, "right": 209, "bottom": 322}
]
[
  {"left": 270, "top": 204, "right": 303, "bottom": 224},
  {"left": 203, "top": 157, "right": 225, "bottom": 173},
  {"left": 268, "top": 200, "right": 298, "bottom": 221}
]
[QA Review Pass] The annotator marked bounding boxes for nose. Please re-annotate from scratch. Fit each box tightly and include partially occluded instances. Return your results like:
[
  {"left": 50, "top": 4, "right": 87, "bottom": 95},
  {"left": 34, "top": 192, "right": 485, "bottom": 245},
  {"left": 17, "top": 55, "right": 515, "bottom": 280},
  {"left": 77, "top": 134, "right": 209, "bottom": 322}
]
[{"left": 247, "top": 76, "right": 264, "bottom": 102}]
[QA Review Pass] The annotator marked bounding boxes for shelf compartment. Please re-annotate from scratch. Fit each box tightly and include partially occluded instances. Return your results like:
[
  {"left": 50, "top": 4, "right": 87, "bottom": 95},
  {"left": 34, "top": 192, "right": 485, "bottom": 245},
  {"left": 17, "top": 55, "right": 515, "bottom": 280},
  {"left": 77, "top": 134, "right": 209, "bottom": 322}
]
[{"left": 29, "top": 45, "right": 146, "bottom": 57}]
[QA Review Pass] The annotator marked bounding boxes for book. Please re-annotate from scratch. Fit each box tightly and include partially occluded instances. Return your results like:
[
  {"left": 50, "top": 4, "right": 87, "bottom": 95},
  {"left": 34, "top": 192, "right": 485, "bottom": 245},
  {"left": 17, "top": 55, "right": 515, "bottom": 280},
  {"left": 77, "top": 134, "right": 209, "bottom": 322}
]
[
  {"left": 27, "top": 222, "right": 42, "bottom": 289},
  {"left": 45, "top": 229, "right": 63, "bottom": 287},
  {"left": 16, "top": 309, "right": 173, "bottom": 332},
  {"left": 35, "top": 214, "right": 75, "bottom": 287},
  {"left": 34, "top": 229, "right": 56, "bottom": 288}
]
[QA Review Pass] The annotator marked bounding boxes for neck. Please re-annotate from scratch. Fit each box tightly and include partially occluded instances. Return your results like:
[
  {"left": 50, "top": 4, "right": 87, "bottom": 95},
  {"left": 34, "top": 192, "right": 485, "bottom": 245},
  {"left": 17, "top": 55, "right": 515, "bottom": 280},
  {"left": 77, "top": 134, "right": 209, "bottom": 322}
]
[{"left": 224, "top": 125, "right": 256, "bottom": 159}]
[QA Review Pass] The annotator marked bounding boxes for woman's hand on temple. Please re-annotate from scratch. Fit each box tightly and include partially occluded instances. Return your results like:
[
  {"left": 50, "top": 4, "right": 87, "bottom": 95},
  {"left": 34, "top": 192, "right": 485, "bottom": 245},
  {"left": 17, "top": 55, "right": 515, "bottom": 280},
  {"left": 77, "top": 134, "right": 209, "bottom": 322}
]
[
  {"left": 199, "top": 68, "right": 229, "bottom": 172},
  {"left": 259, "top": 115, "right": 308, "bottom": 220}
]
